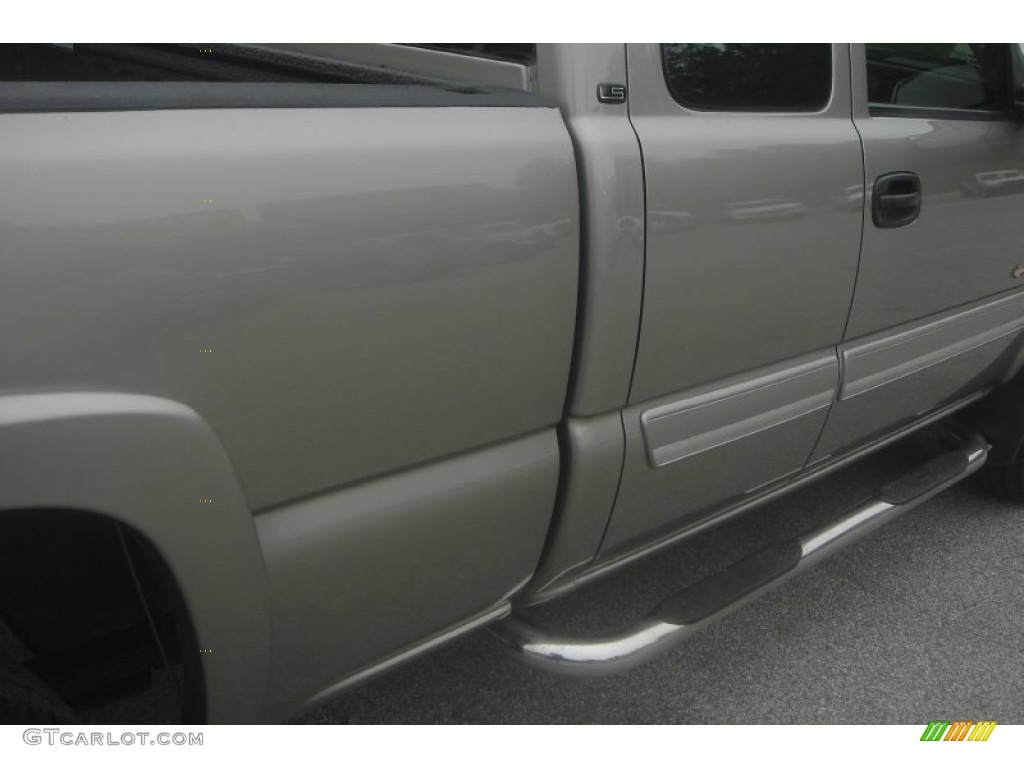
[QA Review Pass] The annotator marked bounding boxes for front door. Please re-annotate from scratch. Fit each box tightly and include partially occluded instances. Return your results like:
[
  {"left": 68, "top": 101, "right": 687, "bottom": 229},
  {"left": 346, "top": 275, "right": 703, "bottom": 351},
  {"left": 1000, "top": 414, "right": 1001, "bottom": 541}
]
[
  {"left": 598, "top": 44, "right": 865, "bottom": 558},
  {"left": 811, "top": 43, "right": 1024, "bottom": 462}
]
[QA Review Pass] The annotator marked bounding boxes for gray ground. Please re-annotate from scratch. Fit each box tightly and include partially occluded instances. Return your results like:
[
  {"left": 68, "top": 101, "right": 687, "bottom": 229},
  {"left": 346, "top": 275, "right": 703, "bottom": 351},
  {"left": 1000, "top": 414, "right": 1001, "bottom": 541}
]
[{"left": 294, "top": 433, "right": 1024, "bottom": 724}]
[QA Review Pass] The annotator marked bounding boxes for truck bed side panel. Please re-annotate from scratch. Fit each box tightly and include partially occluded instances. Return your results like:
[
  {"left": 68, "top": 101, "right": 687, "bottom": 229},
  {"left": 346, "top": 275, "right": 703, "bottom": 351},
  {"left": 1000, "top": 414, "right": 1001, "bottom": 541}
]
[{"left": 0, "top": 106, "right": 579, "bottom": 510}]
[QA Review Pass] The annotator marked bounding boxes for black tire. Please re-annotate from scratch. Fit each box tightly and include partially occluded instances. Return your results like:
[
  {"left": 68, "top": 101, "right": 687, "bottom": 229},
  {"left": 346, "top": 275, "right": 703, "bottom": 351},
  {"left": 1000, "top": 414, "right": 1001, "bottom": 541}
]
[
  {"left": 0, "top": 655, "right": 79, "bottom": 725},
  {"left": 978, "top": 452, "right": 1024, "bottom": 503}
]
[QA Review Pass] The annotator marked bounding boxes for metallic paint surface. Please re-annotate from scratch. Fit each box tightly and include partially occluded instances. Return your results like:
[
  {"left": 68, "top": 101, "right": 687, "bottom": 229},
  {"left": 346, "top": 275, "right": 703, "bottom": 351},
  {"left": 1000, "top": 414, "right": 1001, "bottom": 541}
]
[
  {"left": 520, "top": 412, "right": 627, "bottom": 602},
  {"left": 0, "top": 106, "right": 579, "bottom": 510},
  {"left": 300, "top": 602, "right": 512, "bottom": 714},
  {"left": 255, "top": 430, "right": 560, "bottom": 719},
  {"left": 2, "top": 44, "right": 1022, "bottom": 722},
  {"left": 599, "top": 353, "right": 838, "bottom": 558},
  {"left": 847, "top": 47, "right": 1024, "bottom": 338},
  {"left": 536, "top": 44, "right": 646, "bottom": 416},
  {"left": 625, "top": 44, "right": 863, "bottom": 402}
]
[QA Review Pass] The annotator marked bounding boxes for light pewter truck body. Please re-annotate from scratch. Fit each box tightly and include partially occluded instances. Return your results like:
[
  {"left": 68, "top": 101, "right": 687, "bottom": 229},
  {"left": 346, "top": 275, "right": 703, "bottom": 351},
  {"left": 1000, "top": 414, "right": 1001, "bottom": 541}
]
[{"left": 0, "top": 43, "right": 1023, "bottom": 723}]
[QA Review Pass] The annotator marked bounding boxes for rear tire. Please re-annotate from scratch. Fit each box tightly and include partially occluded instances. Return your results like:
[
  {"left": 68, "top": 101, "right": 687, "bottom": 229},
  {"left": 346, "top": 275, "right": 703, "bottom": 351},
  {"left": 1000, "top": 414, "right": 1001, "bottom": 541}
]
[
  {"left": 978, "top": 452, "right": 1024, "bottom": 503},
  {"left": 0, "top": 655, "right": 79, "bottom": 725}
]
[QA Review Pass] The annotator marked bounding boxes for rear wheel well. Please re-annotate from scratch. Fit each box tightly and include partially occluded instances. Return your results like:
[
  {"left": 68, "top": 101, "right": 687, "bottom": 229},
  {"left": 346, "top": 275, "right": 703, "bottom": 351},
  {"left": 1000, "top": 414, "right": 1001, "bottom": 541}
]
[{"left": 0, "top": 508, "right": 204, "bottom": 722}]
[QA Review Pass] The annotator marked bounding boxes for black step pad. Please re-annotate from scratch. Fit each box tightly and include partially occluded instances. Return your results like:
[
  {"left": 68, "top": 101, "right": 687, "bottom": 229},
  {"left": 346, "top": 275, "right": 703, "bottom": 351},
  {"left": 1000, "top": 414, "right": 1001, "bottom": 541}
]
[
  {"left": 655, "top": 540, "right": 802, "bottom": 626},
  {"left": 875, "top": 451, "right": 969, "bottom": 505}
]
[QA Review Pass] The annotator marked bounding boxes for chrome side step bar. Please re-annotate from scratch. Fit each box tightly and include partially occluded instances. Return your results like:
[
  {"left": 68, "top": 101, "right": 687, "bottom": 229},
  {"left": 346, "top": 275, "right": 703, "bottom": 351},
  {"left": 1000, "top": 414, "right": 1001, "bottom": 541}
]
[{"left": 489, "top": 434, "right": 989, "bottom": 676}]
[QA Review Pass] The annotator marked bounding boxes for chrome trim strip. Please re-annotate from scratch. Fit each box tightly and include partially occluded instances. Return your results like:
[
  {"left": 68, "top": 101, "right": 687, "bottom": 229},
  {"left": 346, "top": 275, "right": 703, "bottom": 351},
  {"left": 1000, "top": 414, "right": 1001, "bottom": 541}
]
[
  {"left": 842, "top": 291, "right": 1024, "bottom": 400},
  {"left": 491, "top": 436, "right": 987, "bottom": 676},
  {"left": 641, "top": 354, "right": 838, "bottom": 468}
]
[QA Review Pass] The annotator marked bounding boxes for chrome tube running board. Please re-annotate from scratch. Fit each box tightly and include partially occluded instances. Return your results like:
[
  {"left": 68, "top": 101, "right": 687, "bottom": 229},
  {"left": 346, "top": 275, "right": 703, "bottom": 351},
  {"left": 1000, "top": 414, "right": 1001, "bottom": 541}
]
[{"left": 489, "top": 435, "right": 989, "bottom": 676}]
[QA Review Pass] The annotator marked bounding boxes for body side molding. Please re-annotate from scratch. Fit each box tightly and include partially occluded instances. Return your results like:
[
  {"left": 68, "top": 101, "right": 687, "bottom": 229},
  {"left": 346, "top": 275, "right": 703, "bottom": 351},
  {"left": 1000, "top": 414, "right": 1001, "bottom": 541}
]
[
  {"left": 842, "top": 290, "right": 1024, "bottom": 400},
  {"left": 641, "top": 354, "right": 838, "bottom": 468}
]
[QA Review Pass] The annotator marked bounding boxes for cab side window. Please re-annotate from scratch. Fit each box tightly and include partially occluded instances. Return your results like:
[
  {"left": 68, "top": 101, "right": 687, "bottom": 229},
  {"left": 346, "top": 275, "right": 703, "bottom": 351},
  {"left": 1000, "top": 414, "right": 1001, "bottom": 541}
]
[
  {"left": 866, "top": 44, "right": 1009, "bottom": 114},
  {"left": 661, "top": 44, "right": 832, "bottom": 112}
]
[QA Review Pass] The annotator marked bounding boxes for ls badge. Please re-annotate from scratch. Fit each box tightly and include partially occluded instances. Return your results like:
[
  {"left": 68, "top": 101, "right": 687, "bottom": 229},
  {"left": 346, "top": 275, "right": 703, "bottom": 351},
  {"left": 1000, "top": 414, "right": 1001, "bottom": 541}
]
[
  {"left": 597, "top": 83, "right": 626, "bottom": 104},
  {"left": 1011, "top": 265, "right": 1024, "bottom": 279}
]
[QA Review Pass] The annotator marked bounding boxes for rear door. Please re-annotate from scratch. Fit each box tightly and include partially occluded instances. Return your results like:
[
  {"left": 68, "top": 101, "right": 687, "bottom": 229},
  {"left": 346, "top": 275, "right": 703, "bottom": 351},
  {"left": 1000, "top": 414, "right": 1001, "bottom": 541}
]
[
  {"left": 811, "top": 44, "right": 1024, "bottom": 462},
  {"left": 597, "top": 44, "right": 864, "bottom": 558}
]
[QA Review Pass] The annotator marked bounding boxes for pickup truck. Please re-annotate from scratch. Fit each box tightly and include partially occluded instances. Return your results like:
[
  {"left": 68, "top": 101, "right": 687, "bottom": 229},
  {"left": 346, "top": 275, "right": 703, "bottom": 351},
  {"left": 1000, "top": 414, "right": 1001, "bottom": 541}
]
[{"left": 1, "top": 42, "right": 1023, "bottom": 724}]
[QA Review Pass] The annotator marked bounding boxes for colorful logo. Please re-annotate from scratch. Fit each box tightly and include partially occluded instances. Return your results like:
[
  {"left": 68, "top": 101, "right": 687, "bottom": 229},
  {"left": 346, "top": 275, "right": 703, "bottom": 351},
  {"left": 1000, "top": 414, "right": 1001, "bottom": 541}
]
[{"left": 920, "top": 721, "right": 997, "bottom": 742}]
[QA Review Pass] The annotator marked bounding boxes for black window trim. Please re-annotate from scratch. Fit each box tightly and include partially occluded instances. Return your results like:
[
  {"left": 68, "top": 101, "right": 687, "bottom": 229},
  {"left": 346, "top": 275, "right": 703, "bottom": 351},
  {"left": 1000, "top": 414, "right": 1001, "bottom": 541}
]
[
  {"left": 867, "top": 103, "right": 1015, "bottom": 121},
  {"left": 659, "top": 43, "right": 835, "bottom": 115}
]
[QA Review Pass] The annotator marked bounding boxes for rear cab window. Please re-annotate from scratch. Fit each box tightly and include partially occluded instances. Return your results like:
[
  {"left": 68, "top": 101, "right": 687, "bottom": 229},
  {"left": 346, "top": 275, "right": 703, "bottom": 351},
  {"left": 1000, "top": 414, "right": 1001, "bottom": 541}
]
[{"left": 661, "top": 44, "right": 832, "bottom": 112}]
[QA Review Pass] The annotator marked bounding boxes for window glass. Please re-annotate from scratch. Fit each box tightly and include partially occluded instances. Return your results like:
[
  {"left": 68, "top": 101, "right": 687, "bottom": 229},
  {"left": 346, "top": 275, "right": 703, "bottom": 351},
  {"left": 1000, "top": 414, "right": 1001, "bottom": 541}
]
[
  {"left": 866, "top": 44, "right": 1009, "bottom": 112},
  {"left": 661, "top": 44, "right": 832, "bottom": 112}
]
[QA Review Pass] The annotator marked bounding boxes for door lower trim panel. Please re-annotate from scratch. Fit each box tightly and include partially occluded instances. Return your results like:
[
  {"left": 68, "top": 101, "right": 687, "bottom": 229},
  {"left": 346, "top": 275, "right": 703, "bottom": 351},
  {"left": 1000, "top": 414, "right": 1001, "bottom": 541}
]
[
  {"left": 641, "top": 353, "right": 838, "bottom": 468},
  {"left": 842, "top": 290, "right": 1024, "bottom": 400}
]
